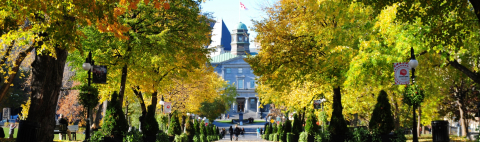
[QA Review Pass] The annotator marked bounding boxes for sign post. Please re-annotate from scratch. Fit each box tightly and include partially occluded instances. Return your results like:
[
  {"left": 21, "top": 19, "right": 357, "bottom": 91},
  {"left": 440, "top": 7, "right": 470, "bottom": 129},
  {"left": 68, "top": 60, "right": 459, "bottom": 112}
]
[
  {"left": 394, "top": 63, "right": 410, "bottom": 85},
  {"left": 164, "top": 102, "right": 172, "bottom": 113}
]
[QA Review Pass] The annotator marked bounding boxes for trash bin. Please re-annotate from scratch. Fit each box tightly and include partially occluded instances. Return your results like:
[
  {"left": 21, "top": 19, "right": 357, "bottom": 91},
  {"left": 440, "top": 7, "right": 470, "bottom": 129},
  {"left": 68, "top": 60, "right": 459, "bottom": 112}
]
[{"left": 432, "top": 120, "right": 449, "bottom": 142}]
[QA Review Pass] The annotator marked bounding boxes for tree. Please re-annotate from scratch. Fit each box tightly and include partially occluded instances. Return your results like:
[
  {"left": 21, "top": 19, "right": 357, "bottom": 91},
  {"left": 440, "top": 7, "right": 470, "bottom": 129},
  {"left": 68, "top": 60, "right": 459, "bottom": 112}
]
[
  {"left": 199, "top": 85, "right": 238, "bottom": 123},
  {"left": 369, "top": 90, "right": 395, "bottom": 134},
  {"left": 200, "top": 121, "right": 206, "bottom": 136},
  {"left": 0, "top": 0, "right": 171, "bottom": 141}
]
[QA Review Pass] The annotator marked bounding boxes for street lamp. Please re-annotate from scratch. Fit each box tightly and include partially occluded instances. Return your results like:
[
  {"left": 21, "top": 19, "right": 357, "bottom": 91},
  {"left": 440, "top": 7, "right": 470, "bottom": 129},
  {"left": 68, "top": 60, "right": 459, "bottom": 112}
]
[
  {"left": 82, "top": 52, "right": 94, "bottom": 141},
  {"left": 409, "top": 47, "right": 419, "bottom": 142}
]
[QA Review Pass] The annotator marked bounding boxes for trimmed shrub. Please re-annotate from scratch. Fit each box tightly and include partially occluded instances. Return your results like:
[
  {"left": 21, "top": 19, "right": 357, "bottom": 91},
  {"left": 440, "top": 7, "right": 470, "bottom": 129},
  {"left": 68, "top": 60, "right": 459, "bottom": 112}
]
[
  {"left": 193, "top": 135, "right": 200, "bottom": 142},
  {"left": 352, "top": 127, "right": 370, "bottom": 142},
  {"left": 305, "top": 112, "right": 319, "bottom": 135},
  {"left": 273, "top": 133, "right": 279, "bottom": 141},
  {"left": 200, "top": 134, "right": 207, "bottom": 142},
  {"left": 200, "top": 121, "right": 206, "bottom": 135},
  {"left": 392, "top": 129, "right": 407, "bottom": 142},
  {"left": 102, "top": 91, "right": 128, "bottom": 141},
  {"left": 273, "top": 123, "right": 278, "bottom": 134},
  {"left": 156, "top": 131, "right": 169, "bottom": 142},
  {"left": 213, "top": 126, "right": 218, "bottom": 135},
  {"left": 168, "top": 113, "right": 182, "bottom": 136},
  {"left": 369, "top": 90, "right": 395, "bottom": 134},
  {"left": 185, "top": 118, "right": 195, "bottom": 141},
  {"left": 286, "top": 133, "right": 294, "bottom": 142},
  {"left": 284, "top": 119, "right": 292, "bottom": 133},
  {"left": 175, "top": 134, "right": 182, "bottom": 142},
  {"left": 299, "top": 132, "right": 308, "bottom": 142},
  {"left": 269, "top": 134, "right": 274, "bottom": 141},
  {"left": 126, "top": 128, "right": 143, "bottom": 142},
  {"left": 194, "top": 119, "right": 200, "bottom": 135}
]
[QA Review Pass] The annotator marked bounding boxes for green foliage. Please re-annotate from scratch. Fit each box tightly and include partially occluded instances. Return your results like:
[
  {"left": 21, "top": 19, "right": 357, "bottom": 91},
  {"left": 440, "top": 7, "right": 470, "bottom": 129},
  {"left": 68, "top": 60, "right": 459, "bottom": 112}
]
[
  {"left": 193, "top": 135, "right": 200, "bottom": 142},
  {"left": 168, "top": 113, "right": 182, "bottom": 136},
  {"left": 287, "top": 133, "right": 294, "bottom": 142},
  {"left": 207, "top": 135, "right": 218, "bottom": 142},
  {"left": 391, "top": 129, "right": 407, "bottom": 142},
  {"left": 403, "top": 84, "right": 425, "bottom": 107},
  {"left": 273, "top": 123, "right": 278, "bottom": 134},
  {"left": 268, "top": 123, "right": 273, "bottom": 136},
  {"left": 212, "top": 125, "right": 217, "bottom": 135},
  {"left": 277, "top": 122, "right": 284, "bottom": 135},
  {"left": 199, "top": 134, "right": 207, "bottom": 142},
  {"left": 185, "top": 118, "right": 195, "bottom": 137},
  {"left": 90, "top": 130, "right": 106, "bottom": 142},
  {"left": 174, "top": 133, "right": 188, "bottom": 142},
  {"left": 284, "top": 119, "right": 292, "bottom": 133},
  {"left": 273, "top": 133, "right": 279, "bottom": 141},
  {"left": 351, "top": 127, "right": 369, "bottom": 142},
  {"left": 269, "top": 134, "right": 274, "bottom": 141},
  {"left": 369, "top": 90, "right": 395, "bottom": 134},
  {"left": 305, "top": 112, "right": 319, "bottom": 135},
  {"left": 200, "top": 121, "right": 206, "bottom": 135},
  {"left": 193, "top": 119, "right": 200, "bottom": 135},
  {"left": 75, "top": 84, "right": 99, "bottom": 108},
  {"left": 315, "top": 128, "right": 331, "bottom": 142},
  {"left": 157, "top": 114, "right": 168, "bottom": 131},
  {"left": 299, "top": 132, "right": 308, "bottom": 142},
  {"left": 199, "top": 87, "right": 238, "bottom": 123},
  {"left": 126, "top": 129, "right": 143, "bottom": 142},
  {"left": 156, "top": 132, "right": 169, "bottom": 142},
  {"left": 102, "top": 91, "right": 128, "bottom": 139}
]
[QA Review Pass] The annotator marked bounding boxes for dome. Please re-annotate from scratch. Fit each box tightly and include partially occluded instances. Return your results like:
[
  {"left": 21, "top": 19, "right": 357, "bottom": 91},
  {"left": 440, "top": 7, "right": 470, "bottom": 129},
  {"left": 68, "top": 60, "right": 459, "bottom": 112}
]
[{"left": 237, "top": 22, "right": 247, "bottom": 30}]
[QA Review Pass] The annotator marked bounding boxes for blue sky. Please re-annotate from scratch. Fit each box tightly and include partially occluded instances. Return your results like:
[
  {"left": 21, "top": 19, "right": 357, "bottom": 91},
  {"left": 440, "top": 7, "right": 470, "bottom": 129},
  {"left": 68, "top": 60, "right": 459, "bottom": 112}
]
[{"left": 200, "top": 0, "right": 274, "bottom": 42}]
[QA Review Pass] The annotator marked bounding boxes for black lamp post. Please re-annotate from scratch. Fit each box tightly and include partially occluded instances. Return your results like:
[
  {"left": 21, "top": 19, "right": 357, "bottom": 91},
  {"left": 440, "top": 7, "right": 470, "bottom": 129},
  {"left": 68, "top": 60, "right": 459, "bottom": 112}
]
[
  {"left": 82, "top": 52, "right": 94, "bottom": 141},
  {"left": 409, "top": 47, "right": 419, "bottom": 142}
]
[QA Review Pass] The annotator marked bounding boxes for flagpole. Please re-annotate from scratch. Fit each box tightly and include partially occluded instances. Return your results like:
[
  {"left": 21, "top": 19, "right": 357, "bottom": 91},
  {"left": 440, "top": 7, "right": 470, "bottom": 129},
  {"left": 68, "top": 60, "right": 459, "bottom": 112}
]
[{"left": 239, "top": 0, "right": 240, "bottom": 23}]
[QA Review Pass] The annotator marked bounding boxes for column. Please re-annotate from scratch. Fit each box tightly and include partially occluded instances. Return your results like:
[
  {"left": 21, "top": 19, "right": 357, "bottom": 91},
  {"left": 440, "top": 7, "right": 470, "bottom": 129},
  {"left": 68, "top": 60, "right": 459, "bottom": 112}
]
[
  {"left": 233, "top": 102, "right": 236, "bottom": 113},
  {"left": 245, "top": 97, "right": 249, "bottom": 113},
  {"left": 256, "top": 98, "right": 260, "bottom": 113}
]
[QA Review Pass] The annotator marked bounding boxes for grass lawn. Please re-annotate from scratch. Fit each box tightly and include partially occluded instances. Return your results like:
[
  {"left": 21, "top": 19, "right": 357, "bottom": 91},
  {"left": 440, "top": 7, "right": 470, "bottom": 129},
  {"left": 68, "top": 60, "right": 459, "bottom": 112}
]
[
  {"left": 254, "top": 120, "right": 266, "bottom": 123},
  {"left": 405, "top": 134, "right": 474, "bottom": 142},
  {"left": 1, "top": 127, "right": 85, "bottom": 141},
  {"left": 215, "top": 120, "right": 232, "bottom": 123}
]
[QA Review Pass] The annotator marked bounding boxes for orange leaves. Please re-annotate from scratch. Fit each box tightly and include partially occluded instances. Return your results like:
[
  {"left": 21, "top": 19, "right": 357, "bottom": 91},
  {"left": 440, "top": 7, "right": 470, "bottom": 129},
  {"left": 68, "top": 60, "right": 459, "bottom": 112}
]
[{"left": 163, "top": 3, "right": 170, "bottom": 10}]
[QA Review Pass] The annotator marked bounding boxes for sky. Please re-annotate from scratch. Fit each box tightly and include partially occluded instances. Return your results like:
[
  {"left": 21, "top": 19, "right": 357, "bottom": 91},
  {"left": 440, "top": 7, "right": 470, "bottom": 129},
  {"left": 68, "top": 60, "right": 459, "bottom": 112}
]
[{"left": 200, "top": 0, "right": 275, "bottom": 47}]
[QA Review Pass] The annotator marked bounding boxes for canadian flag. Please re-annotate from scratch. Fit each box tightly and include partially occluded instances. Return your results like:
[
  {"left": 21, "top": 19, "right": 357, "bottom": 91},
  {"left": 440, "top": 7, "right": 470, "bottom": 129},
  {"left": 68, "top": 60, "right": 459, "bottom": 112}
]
[{"left": 240, "top": 2, "right": 248, "bottom": 10}]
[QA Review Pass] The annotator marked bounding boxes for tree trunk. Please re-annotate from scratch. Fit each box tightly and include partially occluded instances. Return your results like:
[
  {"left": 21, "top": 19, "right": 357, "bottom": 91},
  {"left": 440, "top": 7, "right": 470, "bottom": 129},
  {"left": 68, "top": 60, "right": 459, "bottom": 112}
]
[
  {"left": 94, "top": 103, "right": 103, "bottom": 127},
  {"left": 458, "top": 102, "right": 468, "bottom": 137},
  {"left": 118, "top": 65, "right": 128, "bottom": 108},
  {"left": 393, "top": 95, "right": 400, "bottom": 129},
  {"left": 17, "top": 48, "right": 68, "bottom": 142}
]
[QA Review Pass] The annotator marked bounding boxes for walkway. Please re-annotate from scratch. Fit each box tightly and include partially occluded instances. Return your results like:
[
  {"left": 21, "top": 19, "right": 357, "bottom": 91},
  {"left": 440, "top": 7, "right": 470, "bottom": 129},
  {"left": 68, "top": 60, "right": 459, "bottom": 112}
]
[{"left": 213, "top": 120, "right": 268, "bottom": 142}]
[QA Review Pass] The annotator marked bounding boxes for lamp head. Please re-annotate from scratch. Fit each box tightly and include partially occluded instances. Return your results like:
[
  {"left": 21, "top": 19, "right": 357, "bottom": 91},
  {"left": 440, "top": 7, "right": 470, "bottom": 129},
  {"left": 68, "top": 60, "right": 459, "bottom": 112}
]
[
  {"left": 159, "top": 100, "right": 165, "bottom": 105},
  {"left": 82, "top": 62, "right": 91, "bottom": 71},
  {"left": 409, "top": 59, "right": 418, "bottom": 69}
]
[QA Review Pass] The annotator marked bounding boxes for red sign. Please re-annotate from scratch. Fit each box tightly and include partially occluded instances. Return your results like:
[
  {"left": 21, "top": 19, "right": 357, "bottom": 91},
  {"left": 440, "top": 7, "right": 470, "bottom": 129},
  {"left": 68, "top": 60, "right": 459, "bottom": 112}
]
[{"left": 394, "top": 63, "right": 410, "bottom": 85}]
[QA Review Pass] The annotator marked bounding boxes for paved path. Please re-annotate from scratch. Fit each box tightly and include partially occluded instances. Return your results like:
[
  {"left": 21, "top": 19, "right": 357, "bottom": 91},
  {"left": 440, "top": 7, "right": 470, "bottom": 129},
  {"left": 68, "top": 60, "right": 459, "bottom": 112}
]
[{"left": 213, "top": 120, "right": 269, "bottom": 142}]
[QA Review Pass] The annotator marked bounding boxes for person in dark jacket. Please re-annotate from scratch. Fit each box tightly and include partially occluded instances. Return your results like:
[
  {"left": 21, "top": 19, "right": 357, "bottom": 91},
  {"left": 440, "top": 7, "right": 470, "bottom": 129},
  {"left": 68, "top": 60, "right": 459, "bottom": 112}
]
[
  {"left": 241, "top": 127, "right": 245, "bottom": 137},
  {"left": 234, "top": 126, "right": 241, "bottom": 141},
  {"left": 229, "top": 126, "right": 234, "bottom": 141}
]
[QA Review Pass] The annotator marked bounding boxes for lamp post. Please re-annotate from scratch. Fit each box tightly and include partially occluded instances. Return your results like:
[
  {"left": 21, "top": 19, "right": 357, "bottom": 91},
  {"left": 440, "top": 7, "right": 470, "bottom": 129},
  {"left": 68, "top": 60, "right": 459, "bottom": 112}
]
[
  {"left": 82, "top": 52, "right": 94, "bottom": 141},
  {"left": 160, "top": 95, "right": 165, "bottom": 112},
  {"left": 409, "top": 47, "right": 419, "bottom": 142}
]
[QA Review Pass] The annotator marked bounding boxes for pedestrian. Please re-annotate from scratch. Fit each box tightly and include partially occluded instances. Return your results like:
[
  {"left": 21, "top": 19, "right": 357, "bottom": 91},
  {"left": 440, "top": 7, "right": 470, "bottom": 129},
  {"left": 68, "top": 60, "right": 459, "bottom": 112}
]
[
  {"left": 8, "top": 123, "right": 16, "bottom": 139},
  {"left": 234, "top": 125, "right": 241, "bottom": 141},
  {"left": 229, "top": 126, "right": 234, "bottom": 141},
  {"left": 57, "top": 114, "right": 72, "bottom": 140},
  {"left": 260, "top": 128, "right": 263, "bottom": 135},
  {"left": 241, "top": 127, "right": 245, "bottom": 137},
  {"left": 256, "top": 127, "right": 260, "bottom": 138},
  {"left": 227, "top": 114, "right": 230, "bottom": 119}
]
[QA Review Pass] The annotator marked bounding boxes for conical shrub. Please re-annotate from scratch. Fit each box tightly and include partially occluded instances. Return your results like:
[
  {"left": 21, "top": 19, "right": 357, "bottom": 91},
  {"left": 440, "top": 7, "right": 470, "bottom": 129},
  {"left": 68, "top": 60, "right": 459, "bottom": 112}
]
[{"left": 369, "top": 90, "right": 395, "bottom": 134}]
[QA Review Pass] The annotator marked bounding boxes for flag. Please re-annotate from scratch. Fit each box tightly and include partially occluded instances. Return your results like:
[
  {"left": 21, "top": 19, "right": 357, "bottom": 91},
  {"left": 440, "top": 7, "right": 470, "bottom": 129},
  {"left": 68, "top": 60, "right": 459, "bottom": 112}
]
[{"left": 240, "top": 2, "right": 248, "bottom": 10}]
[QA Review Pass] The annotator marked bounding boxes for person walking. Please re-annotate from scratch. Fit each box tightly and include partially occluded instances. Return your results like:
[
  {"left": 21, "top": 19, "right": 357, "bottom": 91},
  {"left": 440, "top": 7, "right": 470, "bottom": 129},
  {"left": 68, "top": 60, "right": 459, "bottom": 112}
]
[
  {"left": 257, "top": 127, "right": 260, "bottom": 138},
  {"left": 229, "top": 126, "right": 234, "bottom": 141},
  {"left": 234, "top": 125, "right": 241, "bottom": 141},
  {"left": 8, "top": 123, "right": 16, "bottom": 139}
]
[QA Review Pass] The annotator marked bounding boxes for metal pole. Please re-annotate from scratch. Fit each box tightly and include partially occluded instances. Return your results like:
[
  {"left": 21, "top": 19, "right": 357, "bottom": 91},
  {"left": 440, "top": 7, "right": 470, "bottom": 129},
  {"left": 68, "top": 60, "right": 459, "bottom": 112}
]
[
  {"left": 411, "top": 47, "right": 418, "bottom": 142},
  {"left": 85, "top": 52, "right": 92, "bottom": 142}
]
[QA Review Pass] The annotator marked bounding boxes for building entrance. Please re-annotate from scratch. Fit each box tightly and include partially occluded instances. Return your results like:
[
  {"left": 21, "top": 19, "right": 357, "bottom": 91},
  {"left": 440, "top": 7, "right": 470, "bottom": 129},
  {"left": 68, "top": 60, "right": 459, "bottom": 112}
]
[{"left": 236, "top": 98, "right": 245, "bottom": 112}]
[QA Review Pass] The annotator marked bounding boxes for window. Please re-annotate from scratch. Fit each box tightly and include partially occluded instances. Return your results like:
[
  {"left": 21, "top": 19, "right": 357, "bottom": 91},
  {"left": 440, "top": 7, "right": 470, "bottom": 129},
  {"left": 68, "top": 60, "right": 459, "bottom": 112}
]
[
  {"left": 226, "top": 68, "right": 231, "bottom": 73},
  {"left": 238, "top": 36, "right": 243, "bottom": 42},
  {"left": 238, "top": 68, "right": 243, "bottom": 73},
  {"left": 245, "top": 36, "right": 248, "bottom": 42},
  {"left": 250, "top": 80, "right": 255, "bottom": 88},
  {"left": 238, "top": 79, "right": 244, "bottom": 89},
  {"left": 250, "top": 98, "right": 256, "bottom": 109}
]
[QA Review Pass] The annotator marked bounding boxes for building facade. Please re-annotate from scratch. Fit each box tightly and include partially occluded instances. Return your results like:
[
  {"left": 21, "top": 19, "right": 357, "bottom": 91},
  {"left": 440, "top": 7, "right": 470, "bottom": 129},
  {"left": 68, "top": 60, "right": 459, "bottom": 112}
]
[{"left": 208, "top": 20, "right": 268, "bottom": 118}]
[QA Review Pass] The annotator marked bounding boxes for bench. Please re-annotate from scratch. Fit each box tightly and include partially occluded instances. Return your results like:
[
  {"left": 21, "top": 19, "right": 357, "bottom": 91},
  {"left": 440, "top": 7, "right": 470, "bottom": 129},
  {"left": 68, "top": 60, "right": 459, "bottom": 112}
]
[{"left": 54, "top": 124, "right": 76, "bottom": 140}]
